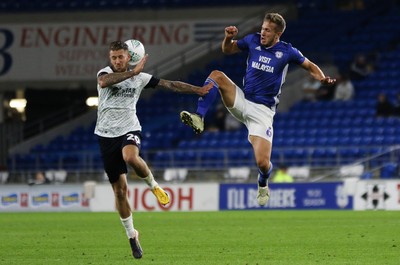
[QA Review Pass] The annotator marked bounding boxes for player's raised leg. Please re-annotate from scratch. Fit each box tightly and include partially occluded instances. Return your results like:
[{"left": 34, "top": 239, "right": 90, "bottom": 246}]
[
  {"left": 123, "top": 144, "right": 170, "bottom": 205},
  {"left": 180, "top": 70, "right": 237, "bottom": 133}
]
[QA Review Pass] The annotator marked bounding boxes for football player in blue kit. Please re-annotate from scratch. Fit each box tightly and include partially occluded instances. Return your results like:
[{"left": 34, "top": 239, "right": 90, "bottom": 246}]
[{"left": 180, "top": 12, "right": 336, "bottom": 206}]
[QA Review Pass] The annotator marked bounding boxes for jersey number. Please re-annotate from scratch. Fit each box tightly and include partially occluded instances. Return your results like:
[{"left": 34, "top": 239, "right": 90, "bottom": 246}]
[{"left": 127, "top": 133, "right": 141, "bottom": 145}]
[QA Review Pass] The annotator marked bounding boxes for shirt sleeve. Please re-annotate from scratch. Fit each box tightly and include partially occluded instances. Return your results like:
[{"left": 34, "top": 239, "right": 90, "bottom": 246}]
[
  {"left": 97, "top": 71, "right": 108, "bottom": 77},
  {"left": 96, "top": 66, "right": 113, "bottom": 77},
  {"left": 144, "top": 76, "right": 160, "bottom": 89},
  {"left": 236, "top": 34, "right": 253, "bottom": 51},
  {"left": 288, "top": 45, "right": 306, "bottom": 65}
]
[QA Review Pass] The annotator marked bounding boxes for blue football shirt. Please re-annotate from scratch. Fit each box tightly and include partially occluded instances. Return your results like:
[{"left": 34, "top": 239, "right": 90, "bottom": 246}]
[{"left": 236, "top": 32, "right": 306, "bottom": 109}]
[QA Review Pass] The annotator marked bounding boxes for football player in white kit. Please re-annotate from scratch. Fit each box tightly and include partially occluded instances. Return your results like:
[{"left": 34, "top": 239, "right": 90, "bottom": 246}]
[{"left": 95, "top": 40, "right": 211, "bottom": 259}]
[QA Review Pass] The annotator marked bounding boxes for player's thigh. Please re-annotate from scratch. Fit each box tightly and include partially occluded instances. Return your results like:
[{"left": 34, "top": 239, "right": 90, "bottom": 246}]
[
  {"left": 247, "top": 103, "right": 274, "bottom": 166},
  {"left": 98, "top": 136, "right": 127, "bottom": 183},
  {"left": 121, "top": 131, "right": 142, "bottom": 162},
  {"left": 249, "top": 135, "right": 272, "bottom": 167},
  {"left": 226, "top": 86, "right": 246, "bottom": 122},
  {"left": 209, "top": 70, "right": 237, "bottom": 107},
  {"left": 111, "top": 174, "right": 128, "bottom": 194}
]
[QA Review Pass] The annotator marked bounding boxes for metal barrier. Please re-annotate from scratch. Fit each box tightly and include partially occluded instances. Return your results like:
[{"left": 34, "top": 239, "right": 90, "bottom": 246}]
[{"left": 5, "top": 145, "right": 400, "bottom": 184}]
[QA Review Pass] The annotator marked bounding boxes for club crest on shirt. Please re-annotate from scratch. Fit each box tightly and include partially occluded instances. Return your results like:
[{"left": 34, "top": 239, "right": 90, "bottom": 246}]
[{"left": 275, "top": 51, "right": 283, "bottom": 59}]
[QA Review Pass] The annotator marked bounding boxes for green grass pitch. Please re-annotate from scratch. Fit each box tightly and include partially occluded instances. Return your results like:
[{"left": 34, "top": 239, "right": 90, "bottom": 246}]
[{"left": 0, "top": 211, "right": 399, "bottom": 265}]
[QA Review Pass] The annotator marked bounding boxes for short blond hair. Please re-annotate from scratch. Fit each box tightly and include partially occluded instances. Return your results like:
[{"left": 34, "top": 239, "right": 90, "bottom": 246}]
[{"left": 264, "top": 13, "right": 286, "bottom": 33}]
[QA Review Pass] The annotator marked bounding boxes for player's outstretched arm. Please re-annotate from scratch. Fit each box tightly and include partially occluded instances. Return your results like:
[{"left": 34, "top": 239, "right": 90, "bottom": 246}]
[
  {"left": 158, "top": 79, "right": 212, "bottom": 96},
  {"left": 97, "top": 55, "right": 148, "bottom": 88},
  {"left": 301, "top": 58, "right": 336, "bottom": 86}
]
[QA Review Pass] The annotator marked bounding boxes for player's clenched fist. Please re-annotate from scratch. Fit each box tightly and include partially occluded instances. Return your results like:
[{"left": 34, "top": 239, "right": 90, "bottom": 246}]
[{"left": 225, "top": 26, "right": 238, "bottom": 38}]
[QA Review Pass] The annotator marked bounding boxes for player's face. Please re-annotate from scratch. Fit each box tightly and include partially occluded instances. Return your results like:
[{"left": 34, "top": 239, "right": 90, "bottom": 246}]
[
  {"left": 109, "top": 49, "right": 130, "bottom": 72},
  {"left": 260, "top": 21, "right": 281, "bottom": 47}
]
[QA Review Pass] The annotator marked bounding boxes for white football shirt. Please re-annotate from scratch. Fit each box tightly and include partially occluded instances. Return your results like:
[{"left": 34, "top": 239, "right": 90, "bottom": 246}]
[{"left": 94, "top": 66, "right": 152, "bottom": 137}]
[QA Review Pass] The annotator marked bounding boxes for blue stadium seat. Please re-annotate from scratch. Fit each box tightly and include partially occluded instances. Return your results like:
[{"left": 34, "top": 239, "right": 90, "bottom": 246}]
[
  {"left": 380, "top": 163, "right": 398, "bottom": 179},
  {"left": 228, "top": 149, "right": 253, "bottom": 167},
  {"left": 200, "top": 150, "right": 225, "bottom": 168},
  {"left": 311, "top": 148, "right": 337, "bottom": 166},
  {"left": 173, "top": 150, "right": 198, "bottom": 167},
  {"left": 153, "top": 152, "right": 173, "bottom": 168},
  {"left": 282, "top": 149, "right": 310, "bottom": 166}
]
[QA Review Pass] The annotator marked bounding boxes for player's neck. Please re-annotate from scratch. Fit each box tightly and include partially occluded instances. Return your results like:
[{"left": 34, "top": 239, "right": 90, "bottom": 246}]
[{"left": 264, "top": 40, "right": 279, "bottom": 49}]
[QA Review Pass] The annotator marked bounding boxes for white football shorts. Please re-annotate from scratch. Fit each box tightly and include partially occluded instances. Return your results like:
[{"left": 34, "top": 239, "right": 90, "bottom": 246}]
[{"left": 226, "top": 85, "right": 275, "bottom": 143}]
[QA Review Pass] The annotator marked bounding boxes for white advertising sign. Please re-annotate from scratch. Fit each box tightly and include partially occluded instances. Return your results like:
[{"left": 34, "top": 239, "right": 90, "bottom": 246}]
[
  {"left": 90, "top": 183, "right": 219, "bottom": 212},
  {"left": 354, "top": 180, "right": 400, "bottom": 210},
  {"left": 0, "top": 20, "right": 230, "bottom": 81},
  {"left": 0, "top": 185, "right": 89, "bottom": 211}
]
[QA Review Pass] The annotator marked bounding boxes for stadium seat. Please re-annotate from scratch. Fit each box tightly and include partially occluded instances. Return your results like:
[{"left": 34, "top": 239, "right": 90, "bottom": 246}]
[
  {"left": 287, "top": 166, "right": 310, "bottom": 180},
  {"left": 200, "top": 150, "right": 225, "bottom": 168},
  {"left": 339, "top": 164, "right": 365, "bottom": 178},
  {"left": 224, "top": 167, "right": 251, "bottom": 182},
  {"left": 360, "top": 172, "right": 373, "bottom": 180},
  {"left": 380, "top": 163, "right": 398, "bottom": 179},
  {"left": 45, "top": 170, "right": 67, "bottom": 183},
  {"left": 163, "top": 168, "right": 188, "bottom": 182},
  {"left": 153, "top": 152, "right": 173, "bottom": 167},
  {"left": 0, "top": 171, "right": 9, "bottom": 184}
]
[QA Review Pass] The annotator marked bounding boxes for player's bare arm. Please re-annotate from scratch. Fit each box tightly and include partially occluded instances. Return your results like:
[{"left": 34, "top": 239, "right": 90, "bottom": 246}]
[
  {"left": 222, "top": 26, "right": 241, "bottom": 54},
  {"left": 158, "top": 79, "right": 213, "bottom": 96},
  {"left": 98, "top": 55, "right": 148, "bottom": 88},
  {"left": 301, "top": 58, "right": 336, "bottom": 86}
]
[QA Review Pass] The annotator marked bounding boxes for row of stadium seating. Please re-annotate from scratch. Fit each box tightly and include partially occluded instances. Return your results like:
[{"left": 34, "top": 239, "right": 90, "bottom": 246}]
[{"left": 9, "top": 143, "right": 398, "bottom": 172}]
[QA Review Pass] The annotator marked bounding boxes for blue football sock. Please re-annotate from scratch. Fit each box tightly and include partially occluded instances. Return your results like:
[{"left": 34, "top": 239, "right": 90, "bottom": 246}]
[
  {"left": 258, "top": 162, "right": 273, "bottom": 187},
  {"left": 196, "top": 78, "right": 219, "bottom": 117}
]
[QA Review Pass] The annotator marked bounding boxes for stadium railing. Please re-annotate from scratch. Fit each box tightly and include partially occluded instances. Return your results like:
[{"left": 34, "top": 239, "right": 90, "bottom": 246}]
[{"left": 4, "top": 145, "right": 400, "bottom": 184}]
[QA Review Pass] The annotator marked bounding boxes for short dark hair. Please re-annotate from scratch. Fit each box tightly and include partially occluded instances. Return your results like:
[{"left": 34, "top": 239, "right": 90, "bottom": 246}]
[
  {"left": 109, "top": 40, "right": 128, "bottom": 51},
  {"left": 264, "top": 13, "right": 286, "bottom": 33}
]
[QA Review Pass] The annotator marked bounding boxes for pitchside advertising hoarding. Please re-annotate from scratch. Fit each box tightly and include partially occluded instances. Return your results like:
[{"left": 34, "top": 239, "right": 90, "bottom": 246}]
[
  {"left": 0, "top": 20, "right": 232, "bottom": 81},
  {"left": 0, "top": 185, "right": 89, "bottom": 212},
  {"left": 1, "top": 181, "right": 400, "bottom": 211},
  {"left": 89, "top": 183, "right": 219, "bottom": 212},
  {"left": 219, "top": 182, "right": 353, "bottom": 210},
  {"left": 353, "top": 180, "right": 400, "bottom": 210}
]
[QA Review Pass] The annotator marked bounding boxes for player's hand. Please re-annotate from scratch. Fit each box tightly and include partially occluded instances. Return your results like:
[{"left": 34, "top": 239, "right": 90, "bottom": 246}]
[
  {"left": 196, "top": 82, "right": 214, "bottom": 96},
  {"left": 132, "top": 54, "right": 148, "bottom": 75},
  {"left": 225, "top": 26, "right": 238, "bottom": 39},
  {"left": 320, "top": 76, "right": 336, "bottom": 86}
]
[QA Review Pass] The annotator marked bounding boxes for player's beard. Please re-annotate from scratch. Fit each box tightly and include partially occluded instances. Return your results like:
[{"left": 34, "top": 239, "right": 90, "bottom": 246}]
[
  {"left": 114, "top": 63, "right": 127, "bottom": 73},
  {"left": 261, "top": 36, "right": 277, "bottom": 48}
]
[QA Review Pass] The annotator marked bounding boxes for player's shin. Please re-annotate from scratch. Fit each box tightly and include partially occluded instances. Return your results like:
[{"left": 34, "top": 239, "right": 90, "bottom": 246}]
[
  {"left": 258, "top": 162, "right": 273, "bottom": 187},
  {"left": 196, "top": 77, "right": 219, "bottom": 117},
  {"left": 121, "top": 213, "right": 136, "bottom": 239}
]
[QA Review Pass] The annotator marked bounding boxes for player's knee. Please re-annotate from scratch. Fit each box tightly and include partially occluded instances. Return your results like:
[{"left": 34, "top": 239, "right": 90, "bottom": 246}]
[
  {"left": 123, "top": 153, "right": 139, "bottom": 167},
  {"left": 256, "top": 159, "right": 271, "bottom": 174},
  {"left": 209, "top": 70, "right": 226, "bottom": 83},
  {"left": 113, "top": 185, "right": 128, "bottom": 201}
]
